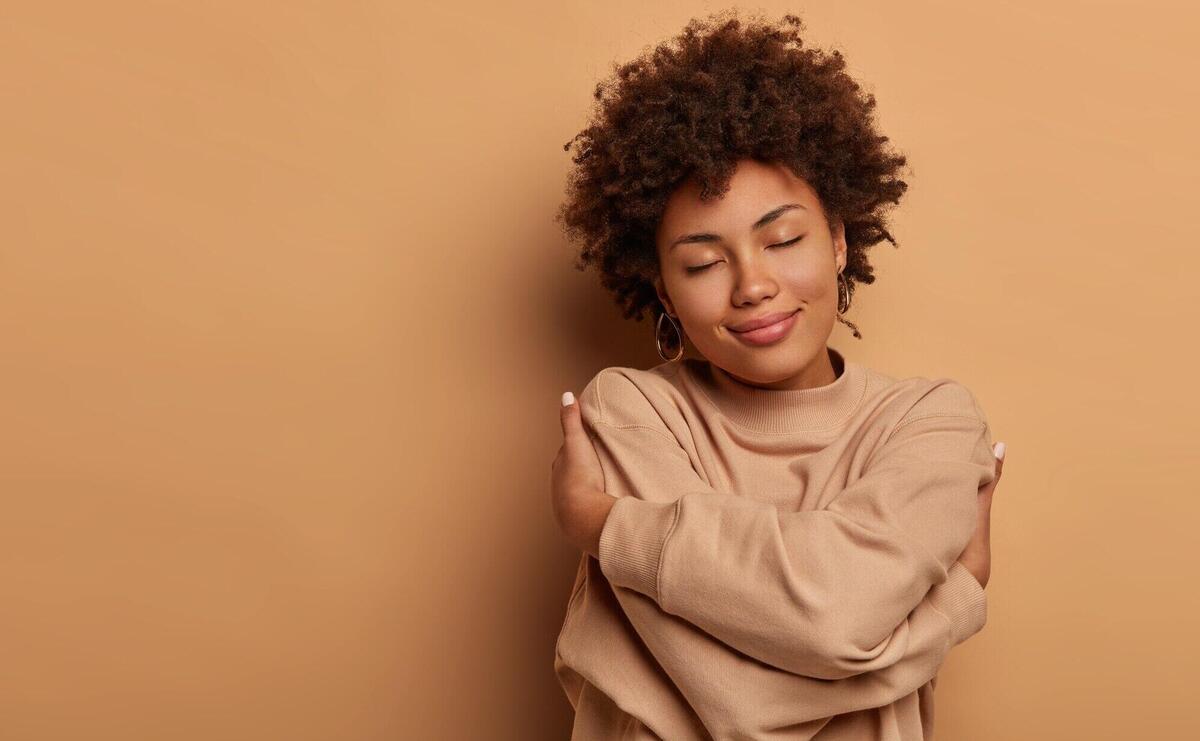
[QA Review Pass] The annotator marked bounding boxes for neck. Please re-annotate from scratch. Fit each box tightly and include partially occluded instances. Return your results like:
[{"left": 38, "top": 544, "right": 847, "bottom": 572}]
[
  {"left": 721, "top": 346, "right": 842, "bottom": 392},
  {"left": 682, "top": 346, "right": 866, "bottom": 433}
]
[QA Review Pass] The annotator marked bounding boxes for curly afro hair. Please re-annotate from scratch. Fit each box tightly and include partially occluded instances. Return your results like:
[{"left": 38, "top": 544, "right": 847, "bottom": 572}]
[{"left": 555, "top": 9, "right": 910, "bottom": 338}]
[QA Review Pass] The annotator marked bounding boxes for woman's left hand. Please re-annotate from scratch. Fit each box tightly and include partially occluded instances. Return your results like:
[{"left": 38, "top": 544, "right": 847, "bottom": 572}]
[{"left": 551, "top": 391, "right": 616, "bottom": 558}]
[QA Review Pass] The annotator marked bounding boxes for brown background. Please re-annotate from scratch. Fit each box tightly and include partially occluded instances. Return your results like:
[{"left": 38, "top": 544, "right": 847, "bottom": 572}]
[{"left": 2, "top": 1, "right": 1198, "bottom": 739}]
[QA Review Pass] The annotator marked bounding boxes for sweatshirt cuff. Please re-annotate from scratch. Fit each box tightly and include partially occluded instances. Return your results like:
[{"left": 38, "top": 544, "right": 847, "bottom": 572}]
[
  {"left": 597, "top": 496, "right": 680, "bottom": 602},
  {"left": 927, "top": 561, "right": 988, "bottom": 645}
]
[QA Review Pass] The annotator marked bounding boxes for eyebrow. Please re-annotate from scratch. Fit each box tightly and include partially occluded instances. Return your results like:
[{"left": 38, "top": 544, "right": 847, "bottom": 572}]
[{"left": 668, "top": 203, "right": 807, "bottom": 250}]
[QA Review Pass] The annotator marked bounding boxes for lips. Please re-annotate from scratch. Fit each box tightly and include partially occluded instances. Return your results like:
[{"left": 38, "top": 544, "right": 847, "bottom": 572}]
[{"left": 728, "top": 309, "right": 801, "bottom": 333}]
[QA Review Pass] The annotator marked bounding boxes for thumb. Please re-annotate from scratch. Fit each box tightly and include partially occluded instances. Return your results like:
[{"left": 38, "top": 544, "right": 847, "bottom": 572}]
[{"left": 560, "top": 391, "right": 581, "bottom": 438}]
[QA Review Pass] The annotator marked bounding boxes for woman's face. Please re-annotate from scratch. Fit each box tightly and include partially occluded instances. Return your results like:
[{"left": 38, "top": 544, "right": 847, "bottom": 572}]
[{"left": 653, "top": 158, "right": 848, "bottom": 390}]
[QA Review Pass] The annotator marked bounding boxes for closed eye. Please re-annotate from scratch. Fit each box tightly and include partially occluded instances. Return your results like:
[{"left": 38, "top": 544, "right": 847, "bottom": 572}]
[{"left": 685, "top": 235, "right": 805, "bottom": 274}]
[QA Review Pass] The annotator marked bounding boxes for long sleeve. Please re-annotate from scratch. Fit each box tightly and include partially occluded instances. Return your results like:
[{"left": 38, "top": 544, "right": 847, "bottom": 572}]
[
  {"left": 579, "top": 370, "right": 996, "bottom": 683},
  {"left": 558, "top": 545, "right": 986, "bottom": 732}
]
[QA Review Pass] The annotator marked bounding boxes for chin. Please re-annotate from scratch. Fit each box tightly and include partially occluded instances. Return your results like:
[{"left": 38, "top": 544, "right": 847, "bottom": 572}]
[{"left": 726, "top": 349, "right": 807, "bottom": 381}]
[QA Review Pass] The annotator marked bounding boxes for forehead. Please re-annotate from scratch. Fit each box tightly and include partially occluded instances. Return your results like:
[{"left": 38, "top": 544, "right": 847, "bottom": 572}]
[{"left": 657, "top": 159, "right": 820, "bottom": 242}]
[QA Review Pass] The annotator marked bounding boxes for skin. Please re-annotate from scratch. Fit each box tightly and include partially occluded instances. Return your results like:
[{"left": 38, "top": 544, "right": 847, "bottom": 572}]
[
  {"left": 551, "top": 157, "right": 1006, "bottom": 588},
  {"left": 653, "top": 158, "right": 846, "bottom": 392}
]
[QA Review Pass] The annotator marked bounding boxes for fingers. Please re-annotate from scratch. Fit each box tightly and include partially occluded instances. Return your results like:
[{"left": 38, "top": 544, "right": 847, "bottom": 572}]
[
  {"left": 560, "top": 391, "right": 577, "bottom": 437},
  {"left": 976, "top": 441, "right": 1006, "bottom": 505},
  {"left": 560, "top": 390, "right": 591, "bottom": 461}
]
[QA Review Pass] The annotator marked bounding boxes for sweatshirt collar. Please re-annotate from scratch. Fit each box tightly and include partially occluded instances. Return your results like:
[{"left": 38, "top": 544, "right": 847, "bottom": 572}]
[{"left": 685, "top": 346, "right": 867, "bottom": 433}]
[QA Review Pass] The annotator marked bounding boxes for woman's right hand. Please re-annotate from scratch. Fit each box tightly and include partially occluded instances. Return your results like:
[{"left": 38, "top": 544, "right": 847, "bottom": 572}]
[{"left": 958, "top": 442, "right": 1006, "bottom": 590}]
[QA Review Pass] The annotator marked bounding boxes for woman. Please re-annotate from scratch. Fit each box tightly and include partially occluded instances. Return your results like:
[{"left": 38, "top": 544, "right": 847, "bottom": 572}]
[{"left": 550, "top": 11, "right": 1007, "bottom": 740}]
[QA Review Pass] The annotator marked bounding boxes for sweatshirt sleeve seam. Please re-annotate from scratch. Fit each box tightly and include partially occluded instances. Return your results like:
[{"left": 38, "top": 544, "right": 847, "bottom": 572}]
[
  {"left": 924, "top": 592, "right": 957, "bottom": 642},
  {"left": 593, "top": 369, "right": 688, "bottom": 448},
  {"left": 590, "top": 418, "right": 691, "bottom": 461},
  {"left": 655, "top": 498, "right": 684, "bottom": 609},
  {"left": 927, "top": 563, "right": 989, "bottom": 645},
  {"left": 884, "top": 413, "right": 985, "bottom": 445},
  {"left": 923, "top": 582, "right": 966, "bottom": 656}
]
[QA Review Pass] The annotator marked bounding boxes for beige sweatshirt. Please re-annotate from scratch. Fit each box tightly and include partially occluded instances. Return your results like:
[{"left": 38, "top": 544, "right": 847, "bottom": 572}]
[{"left": 554, "top": 346, "right": 998, "bottom": 740}]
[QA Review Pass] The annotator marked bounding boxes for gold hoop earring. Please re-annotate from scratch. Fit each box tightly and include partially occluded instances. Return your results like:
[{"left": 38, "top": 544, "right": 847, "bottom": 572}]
[
  {"left": 655, "top": 310, "right": 684, "bottom": 362},
  {"left": 835, "top": 268, "right": 863, "bottom": 340}
]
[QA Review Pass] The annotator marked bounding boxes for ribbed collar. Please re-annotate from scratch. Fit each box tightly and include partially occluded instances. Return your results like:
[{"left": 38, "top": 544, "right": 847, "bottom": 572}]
[{"left": 683, "top": 346, "right": 867, "bottom": 433}]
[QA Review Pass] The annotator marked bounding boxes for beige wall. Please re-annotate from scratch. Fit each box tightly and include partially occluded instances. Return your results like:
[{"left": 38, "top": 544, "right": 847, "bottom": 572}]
[{"left": 2, "top": 1, "right": 1197, "bottom": 738}]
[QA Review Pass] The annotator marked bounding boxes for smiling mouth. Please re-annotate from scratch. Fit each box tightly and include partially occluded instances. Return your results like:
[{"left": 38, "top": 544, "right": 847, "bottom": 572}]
[
  {"left": 727, "top": 308, "right": 801, "bottom": 333},
  {"left": 726, "top": 308, "right": 802, "bottom": 346}
]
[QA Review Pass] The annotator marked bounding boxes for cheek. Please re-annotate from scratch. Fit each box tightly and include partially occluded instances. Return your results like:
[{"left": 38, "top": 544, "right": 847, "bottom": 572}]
[
  {"left": 670, "top": 282, "right": 725, "bottom": 322},
  {"left": 779, "top": 263, "right": 833, "bottom": 301}
]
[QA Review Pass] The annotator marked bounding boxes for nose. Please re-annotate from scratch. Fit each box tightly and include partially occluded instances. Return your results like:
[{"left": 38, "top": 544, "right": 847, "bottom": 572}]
[{"left": 730, "top": 261, "right": 779, "bottom": 306}]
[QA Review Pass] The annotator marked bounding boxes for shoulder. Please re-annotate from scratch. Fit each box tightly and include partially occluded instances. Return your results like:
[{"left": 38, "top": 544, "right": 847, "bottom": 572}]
[
  {"left": 578, "top": 363, "right": 683, "bottom": 430},
  {"left": 869, "top": 369, "right": 990, "bottom": 431}
]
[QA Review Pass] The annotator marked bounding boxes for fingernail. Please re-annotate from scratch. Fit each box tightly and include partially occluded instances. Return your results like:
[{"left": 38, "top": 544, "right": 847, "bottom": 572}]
[
  {"left": 562, "top": 391, "right": 575, "bottom": 407},
  {"left": 993, "top": 441, "right": 1006, "bottom": 461}
]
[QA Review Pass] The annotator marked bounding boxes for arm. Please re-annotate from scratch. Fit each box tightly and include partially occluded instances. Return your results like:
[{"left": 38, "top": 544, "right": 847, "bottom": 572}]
[
  {"left": 580, "top": 370, "right": 996, "bottom": 681},
  {"left": 601, "top": 550, "right": 987, "bottom": 728}
]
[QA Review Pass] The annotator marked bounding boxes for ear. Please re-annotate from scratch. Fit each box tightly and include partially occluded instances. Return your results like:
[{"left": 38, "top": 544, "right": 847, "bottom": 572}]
[
  {"left": 653, "top": 274, "right": 677, "bottom": 317},
  {"left": 832, "top": 218, "right": 848, "bottom": 272}
]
